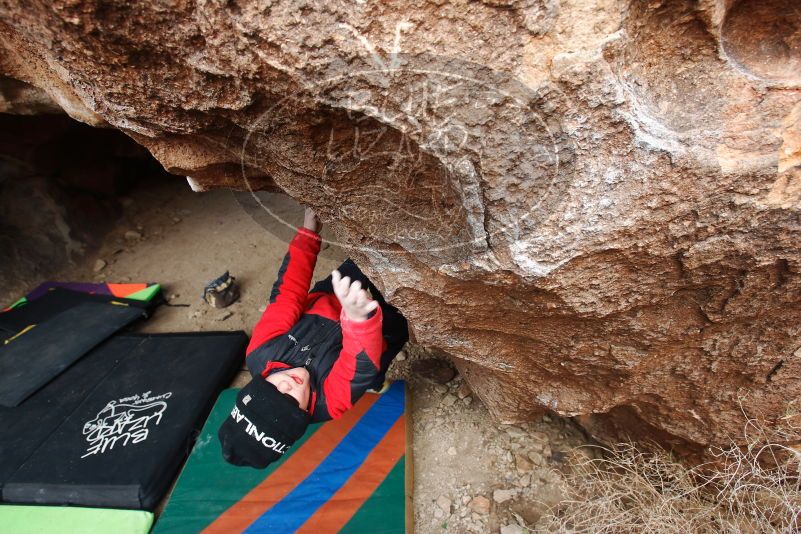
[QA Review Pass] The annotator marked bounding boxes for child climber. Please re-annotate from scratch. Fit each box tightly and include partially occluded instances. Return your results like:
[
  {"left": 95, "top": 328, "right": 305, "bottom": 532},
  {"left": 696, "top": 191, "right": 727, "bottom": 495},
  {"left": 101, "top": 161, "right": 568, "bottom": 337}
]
[{"left": 218, "top": 208, "right": 409, "bottom": 468}]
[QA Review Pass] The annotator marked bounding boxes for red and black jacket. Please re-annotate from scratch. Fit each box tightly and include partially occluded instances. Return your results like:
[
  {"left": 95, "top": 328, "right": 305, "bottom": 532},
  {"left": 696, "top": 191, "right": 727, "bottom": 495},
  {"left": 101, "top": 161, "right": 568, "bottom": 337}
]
[{"left": 245, "top": 227, "right": 385, "bottom": 422}]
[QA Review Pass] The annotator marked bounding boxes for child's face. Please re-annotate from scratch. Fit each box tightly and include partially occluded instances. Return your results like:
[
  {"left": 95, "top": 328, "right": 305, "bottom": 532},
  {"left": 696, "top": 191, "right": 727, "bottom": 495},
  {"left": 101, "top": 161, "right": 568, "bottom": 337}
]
[{"left": 265, "top": 367, "right": 311, "bottom": 411}]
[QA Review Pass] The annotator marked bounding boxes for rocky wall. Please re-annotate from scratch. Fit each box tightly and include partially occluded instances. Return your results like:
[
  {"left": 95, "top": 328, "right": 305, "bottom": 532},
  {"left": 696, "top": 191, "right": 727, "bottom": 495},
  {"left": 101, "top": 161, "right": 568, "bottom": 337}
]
[{"left": 1, "top": 0, "right": 799, "bottom": 454}]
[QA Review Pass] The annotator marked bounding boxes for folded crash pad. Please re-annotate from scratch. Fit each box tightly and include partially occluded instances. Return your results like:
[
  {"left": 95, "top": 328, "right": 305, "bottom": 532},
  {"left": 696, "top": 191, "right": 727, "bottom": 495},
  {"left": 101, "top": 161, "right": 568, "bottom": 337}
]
[
  {"left": 154, "top": 381, "right": 410, "bottom": 534},
  {"left": 0, "top": 332, "right": 132, "bottom": 497},
  {"left": 0, "top": 505, "right": 153, "bottom": 534},
  {"left": 1, "top": 331, "right": 248, "bottom": 510},
  {"left": 0, "top": 301, "right": 145, "bottom": 407},
  {"left": 0, "top": 286, "right": 161, "bottom": 334},
  {"left": 24, "top": 281, "right": 162, "bottom": 303}
]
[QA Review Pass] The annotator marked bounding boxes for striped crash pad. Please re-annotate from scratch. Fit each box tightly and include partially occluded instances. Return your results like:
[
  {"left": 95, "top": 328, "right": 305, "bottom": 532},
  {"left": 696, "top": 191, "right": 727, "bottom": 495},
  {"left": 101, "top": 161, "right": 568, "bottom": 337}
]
[
  {"left": 0, "top": 505, "right": 153, "bottom": 534},
  {"left": 154, "top": 381, "right": 411, "bottom": 534}
]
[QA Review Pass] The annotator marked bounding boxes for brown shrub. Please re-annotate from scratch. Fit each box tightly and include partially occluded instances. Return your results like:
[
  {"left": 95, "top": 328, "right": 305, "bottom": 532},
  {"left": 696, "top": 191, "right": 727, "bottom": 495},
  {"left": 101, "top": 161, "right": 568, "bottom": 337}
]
[{"left": 536, "top": 418, "right": 801, "bottom": 533}]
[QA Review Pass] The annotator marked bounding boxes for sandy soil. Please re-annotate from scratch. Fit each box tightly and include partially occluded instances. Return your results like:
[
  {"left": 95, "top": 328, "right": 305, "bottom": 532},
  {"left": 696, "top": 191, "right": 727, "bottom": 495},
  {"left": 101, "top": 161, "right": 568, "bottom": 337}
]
[{"left": 4, "top": 176, "right": 591, "bottom": 533}]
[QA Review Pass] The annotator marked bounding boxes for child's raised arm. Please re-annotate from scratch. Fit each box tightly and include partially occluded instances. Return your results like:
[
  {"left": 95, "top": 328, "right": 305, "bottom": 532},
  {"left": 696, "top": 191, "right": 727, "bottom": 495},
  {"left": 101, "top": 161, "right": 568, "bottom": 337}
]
[
  {"left": 322, "top": 271, "right": 384, "bottom": 418},
  {"left": 246, "top": 208, "right": 322, "bottom": 354}
]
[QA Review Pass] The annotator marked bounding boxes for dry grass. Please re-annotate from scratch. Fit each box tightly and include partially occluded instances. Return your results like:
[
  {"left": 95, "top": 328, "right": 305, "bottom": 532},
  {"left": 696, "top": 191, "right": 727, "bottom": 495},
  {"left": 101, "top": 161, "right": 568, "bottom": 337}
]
[{"left": 536, "top": 418, "right": 801, "bottom": 533}]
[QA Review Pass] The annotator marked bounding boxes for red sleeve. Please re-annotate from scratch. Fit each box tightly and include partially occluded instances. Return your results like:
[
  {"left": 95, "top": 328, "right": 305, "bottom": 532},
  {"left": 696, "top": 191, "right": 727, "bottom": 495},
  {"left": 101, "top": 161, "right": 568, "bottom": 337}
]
[
  {"left": 322, "top": 306, "right": 384, "bottom": 418},
  {"left": 246, "top": 227, "right": 321, "bottom": 354}
]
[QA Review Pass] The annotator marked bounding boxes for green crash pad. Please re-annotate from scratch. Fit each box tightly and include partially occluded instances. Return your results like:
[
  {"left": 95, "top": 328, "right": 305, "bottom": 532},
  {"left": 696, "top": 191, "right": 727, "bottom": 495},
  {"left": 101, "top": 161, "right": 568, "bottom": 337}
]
[
  {"left": 0, "top": 505, "right": 153, "bottom": 534},
  {"left": 155, "top": 384, "right": 409, "bottom": 533}
]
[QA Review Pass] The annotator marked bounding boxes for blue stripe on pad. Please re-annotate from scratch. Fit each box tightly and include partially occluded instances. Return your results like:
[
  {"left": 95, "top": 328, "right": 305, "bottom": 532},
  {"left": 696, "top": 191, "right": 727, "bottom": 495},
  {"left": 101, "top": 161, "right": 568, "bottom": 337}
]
[{"left": 244, "top": 381, "right": 404, "bottom": 533}]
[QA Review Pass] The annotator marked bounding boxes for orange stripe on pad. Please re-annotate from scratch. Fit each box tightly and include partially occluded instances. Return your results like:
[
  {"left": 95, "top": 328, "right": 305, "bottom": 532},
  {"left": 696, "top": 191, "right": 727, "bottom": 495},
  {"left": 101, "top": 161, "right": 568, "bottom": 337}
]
[
  {"left": 203, "top": 394, "right": 379, "bottom": 534},
  {"left": 106, "top": 283, "right": 147, "bottom": 298},
  {"left": 295, "top": 415, "right": 407, "bottom": 534}
]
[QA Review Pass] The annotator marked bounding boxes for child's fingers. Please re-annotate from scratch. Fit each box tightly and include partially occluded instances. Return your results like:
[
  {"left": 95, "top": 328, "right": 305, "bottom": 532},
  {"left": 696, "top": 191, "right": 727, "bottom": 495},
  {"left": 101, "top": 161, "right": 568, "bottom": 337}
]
[
  {"left": 332, "top": 272, "right": 378, "bottom": 319},
  {"left": 334, "top": 274, "right": 351, "bottom": 300},
  {"left": 355, "top": 289, "right": 369, "bottom": 308},
  {"left": 342, "top": 282, "right": 358, "bottom": 305},
  {"left": 347, "top": 280, "right": 362, "bottom": 301}
]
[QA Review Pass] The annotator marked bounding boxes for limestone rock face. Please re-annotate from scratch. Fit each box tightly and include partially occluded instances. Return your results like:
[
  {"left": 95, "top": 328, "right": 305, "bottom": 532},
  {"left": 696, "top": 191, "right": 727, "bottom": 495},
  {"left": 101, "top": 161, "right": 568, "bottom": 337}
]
[{"left": 1, "top": 0, "right": 800, "bottom": 453}]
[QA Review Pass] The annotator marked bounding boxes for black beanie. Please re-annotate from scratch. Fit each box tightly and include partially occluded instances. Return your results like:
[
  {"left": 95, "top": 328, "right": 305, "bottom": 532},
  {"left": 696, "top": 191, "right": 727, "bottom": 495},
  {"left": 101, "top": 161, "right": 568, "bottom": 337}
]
[{"left": 218, "top": 378, "right": 311, "bottom": 469}]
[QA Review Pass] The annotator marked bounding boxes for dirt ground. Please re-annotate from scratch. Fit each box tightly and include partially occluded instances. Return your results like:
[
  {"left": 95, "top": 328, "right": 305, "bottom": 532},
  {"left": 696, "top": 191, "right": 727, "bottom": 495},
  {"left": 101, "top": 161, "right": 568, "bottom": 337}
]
[{"left": 4, "top": 176, "right": 591, "bottom": 533}]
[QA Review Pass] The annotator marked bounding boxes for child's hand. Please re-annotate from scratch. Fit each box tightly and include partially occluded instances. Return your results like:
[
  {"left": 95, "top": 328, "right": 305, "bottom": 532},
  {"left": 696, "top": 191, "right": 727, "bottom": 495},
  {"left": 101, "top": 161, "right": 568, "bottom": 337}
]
[
  {"left": 331, "top": 270, "right": 379, "bottom": 322},
  {"left": 303, "top": 207, "right": 322, "bottom": 233}
]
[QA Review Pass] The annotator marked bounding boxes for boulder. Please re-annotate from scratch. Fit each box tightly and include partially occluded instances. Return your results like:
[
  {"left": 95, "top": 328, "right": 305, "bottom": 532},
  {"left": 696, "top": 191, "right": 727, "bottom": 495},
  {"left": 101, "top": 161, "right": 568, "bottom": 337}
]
[{"left": 1, "top": 0, "right": 799, "bottom": 454}]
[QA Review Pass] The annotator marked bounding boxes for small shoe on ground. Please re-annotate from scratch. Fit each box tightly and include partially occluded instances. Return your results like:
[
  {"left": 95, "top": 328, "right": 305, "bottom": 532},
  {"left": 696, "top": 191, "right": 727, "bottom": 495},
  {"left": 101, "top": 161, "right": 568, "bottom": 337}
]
[{"left": 203, "top": 271, "right": 240, "bottom": 308}]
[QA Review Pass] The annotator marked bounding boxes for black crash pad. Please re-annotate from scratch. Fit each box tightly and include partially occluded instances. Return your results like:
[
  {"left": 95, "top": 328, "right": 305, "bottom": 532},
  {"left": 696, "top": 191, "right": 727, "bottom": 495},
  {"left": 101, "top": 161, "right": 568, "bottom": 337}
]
[
  {"left": 0, "top": 333, "right": 130, "bottom": 498},
  {"left": 0, "top": 288, "right": 157, "bottom": 335},
  {"left": 0, "top": 302, "right": 145, "bottom": 407},
  {"left": 1, "top": 331, "right": 247, "bottom": 510}
]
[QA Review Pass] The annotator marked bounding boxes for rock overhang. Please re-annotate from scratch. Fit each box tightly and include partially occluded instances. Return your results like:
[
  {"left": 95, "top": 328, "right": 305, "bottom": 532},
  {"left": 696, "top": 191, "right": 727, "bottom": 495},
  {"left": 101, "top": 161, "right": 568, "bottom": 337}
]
[{"left": 1, "top": 0, "right": 799, "bottom": 456}]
